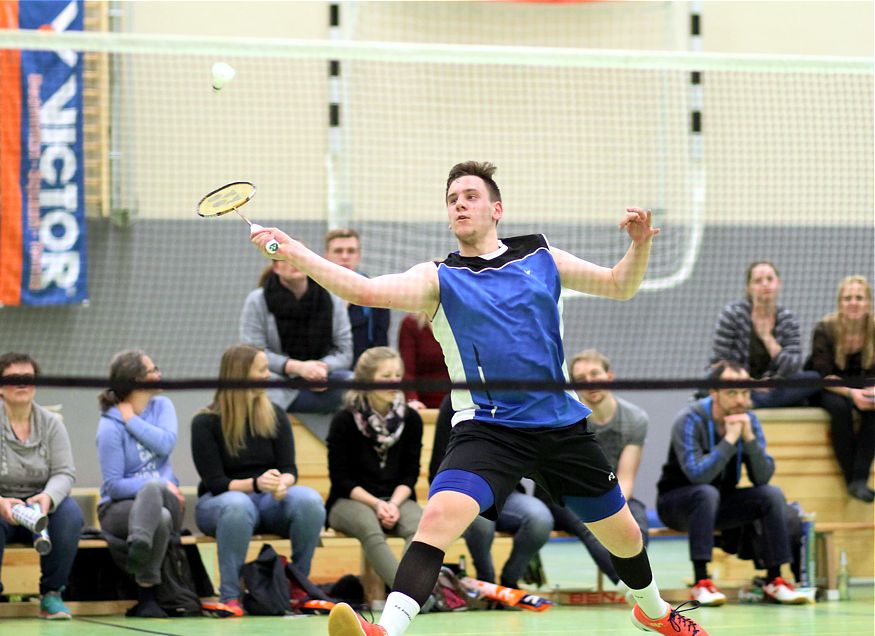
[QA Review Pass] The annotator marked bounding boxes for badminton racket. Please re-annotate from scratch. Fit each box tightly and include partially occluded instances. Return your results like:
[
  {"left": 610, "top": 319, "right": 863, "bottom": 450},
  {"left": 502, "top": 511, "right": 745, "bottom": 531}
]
[{"left": 196, "top": 181, "right": 279, "bottom": 254}]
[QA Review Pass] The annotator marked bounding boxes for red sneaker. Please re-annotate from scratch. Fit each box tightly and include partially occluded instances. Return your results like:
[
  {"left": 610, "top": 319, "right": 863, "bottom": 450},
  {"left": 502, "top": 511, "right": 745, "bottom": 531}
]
[
  {"left": 631, "top": 601, "right": 710, "bottom": 636},
  {"left": 328, "top": 602, "right": 388, "bottom": 636},
  {"left": 202, "top": 598, "right": 244, "bottom": 618}
]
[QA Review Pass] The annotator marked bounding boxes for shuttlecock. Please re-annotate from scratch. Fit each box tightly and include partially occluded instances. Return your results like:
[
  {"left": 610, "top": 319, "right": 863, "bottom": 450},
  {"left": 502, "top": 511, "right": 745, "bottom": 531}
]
[{"left": 211, "top": 62, "right": 236, "bottom": 91}]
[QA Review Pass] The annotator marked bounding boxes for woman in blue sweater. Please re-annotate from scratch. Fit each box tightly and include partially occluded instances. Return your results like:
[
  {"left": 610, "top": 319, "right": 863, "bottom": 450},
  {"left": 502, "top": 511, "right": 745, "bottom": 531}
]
[{"left": 96, "top": 349, "right": 183, "bottom": 618}]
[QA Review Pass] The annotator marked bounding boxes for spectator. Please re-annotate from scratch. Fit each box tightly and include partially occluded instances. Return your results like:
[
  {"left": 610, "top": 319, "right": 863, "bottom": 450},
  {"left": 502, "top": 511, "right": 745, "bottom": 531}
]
[
  {"left": 806, "top": 275, "right": 875, "bottom": 503},
  {"left": 429, "top": 395, "right": 553, "bottom": 590},
  {"left": 656, "top": 361, "right": 808, "bottom": 606},
  {"left": 96, "top": 349, "right": 184, "bottom": 618},
  {"left": 542, "top": 349, "right": 649, "bottom": 589},
  {"left": 326, "top": 347, "right": 423, "bottom": 588},
  {"left": 708, "top": 261, "right": 818, "bottom": 407},
  {"left": 192, "top": 344, "right": 326, "bottom": 618},
  {"left": 398, "top": 313, "right": 449, "bottom": 410},
  {"left": 0, "top": 352, "right": 82, "bottom": 620},
  {"left": 324, "top": 229, "right": 390, "bottom": 366},
  {"left": 241, "top": 259, "right": 353, "bottom": 414}
]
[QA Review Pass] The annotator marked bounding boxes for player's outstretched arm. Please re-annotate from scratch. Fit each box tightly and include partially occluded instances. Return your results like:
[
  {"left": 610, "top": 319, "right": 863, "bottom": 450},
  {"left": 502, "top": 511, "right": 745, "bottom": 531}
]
[
  {"left": 252, "top": 227, "right": 439, "bottom": 315},
  {"left": 552, "top": 207, "right": 659, "bottom": 300}
]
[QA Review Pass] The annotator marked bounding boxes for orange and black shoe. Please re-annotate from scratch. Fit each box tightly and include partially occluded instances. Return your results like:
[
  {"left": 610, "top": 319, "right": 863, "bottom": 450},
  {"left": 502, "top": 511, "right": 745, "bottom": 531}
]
[
  {"left": 328, "top": 602, "right": 388, "bottom": 636},
  {"left": 631, "top": 600, "right": 709, "bottom": 636},
  {"left": 202, "top": 598, "right": 244, "bottom": 618}
]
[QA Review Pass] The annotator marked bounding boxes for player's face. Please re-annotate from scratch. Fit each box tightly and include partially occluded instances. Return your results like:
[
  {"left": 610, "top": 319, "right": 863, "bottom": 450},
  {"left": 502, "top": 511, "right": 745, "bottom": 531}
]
[
  {"left": 446, "top": 175, "right": 502, "bottom": 243},
  {"left": 368, "top": 357, "right": 402, "bottom": 413},
  {"left": 0, "top": 361, "right": 36, "bottom": 406},
  {"left": 248, "top": 351, "right": 271, "bottom": 396},
  {"left": 711, "top": 367, "right": 752, "bottom": 417},
  {"left": 325, "top": 237, "right": 361, "bottom": 271},
  {"left": 571, "top": 359, "right": 613, "bottom": 406},
  {"left": 838, "top": 281, "right": 870, "bottom": 322},
  {"left": 747, "top": 264, "right": 781, "bottom": 304}
]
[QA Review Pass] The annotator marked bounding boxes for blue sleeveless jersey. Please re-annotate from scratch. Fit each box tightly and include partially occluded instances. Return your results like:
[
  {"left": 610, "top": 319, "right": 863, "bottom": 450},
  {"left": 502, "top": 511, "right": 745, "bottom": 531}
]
[{"left": 432, "top": 234, "right": 592, "bottom": 428}]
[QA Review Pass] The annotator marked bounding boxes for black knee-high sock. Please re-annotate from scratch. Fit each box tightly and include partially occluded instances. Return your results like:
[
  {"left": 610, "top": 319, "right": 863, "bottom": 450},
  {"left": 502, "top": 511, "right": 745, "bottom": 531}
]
[
  {"left": 392, "top": 541, "right": 445, "bottom": 606},
  {"left": 610, "top": 548, "right": 653, "bottom": 590}
]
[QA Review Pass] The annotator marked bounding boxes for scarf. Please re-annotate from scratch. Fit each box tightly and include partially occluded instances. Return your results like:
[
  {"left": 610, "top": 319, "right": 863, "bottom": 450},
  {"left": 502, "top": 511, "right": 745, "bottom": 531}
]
[
  {"left": 263, "top": 273, "right": 334, "bottom": 362},
  {"left": 352, "top": 393, "right": 407, "bottom": 469}
]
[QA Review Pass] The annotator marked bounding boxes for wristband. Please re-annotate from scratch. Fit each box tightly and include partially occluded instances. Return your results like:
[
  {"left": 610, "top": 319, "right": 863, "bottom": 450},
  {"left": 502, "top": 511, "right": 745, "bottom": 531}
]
[{"left": 252, "top": 477, "right": 261, "bottom": 493}]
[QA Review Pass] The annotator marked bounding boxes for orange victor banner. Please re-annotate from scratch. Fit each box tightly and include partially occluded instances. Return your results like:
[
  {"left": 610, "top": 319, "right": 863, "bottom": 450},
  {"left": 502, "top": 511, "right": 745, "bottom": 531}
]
[{"left": 0, "top": 0, "right": 87, "bottom": 307}]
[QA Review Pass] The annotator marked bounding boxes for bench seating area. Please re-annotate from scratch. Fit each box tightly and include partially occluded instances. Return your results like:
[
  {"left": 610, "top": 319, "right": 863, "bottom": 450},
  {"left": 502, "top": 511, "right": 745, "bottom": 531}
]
[{"left": 2, "top": 407, "right": 872, "bottom": 615}]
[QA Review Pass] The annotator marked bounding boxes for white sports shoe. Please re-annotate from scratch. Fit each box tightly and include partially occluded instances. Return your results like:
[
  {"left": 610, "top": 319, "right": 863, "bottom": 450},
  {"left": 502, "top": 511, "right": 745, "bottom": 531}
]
[
  {"left": 762, "top": 577, "right": 811, "bottom": 604},
  {"left": 689, "top": 579, "right": 727, "bottom": 606}
]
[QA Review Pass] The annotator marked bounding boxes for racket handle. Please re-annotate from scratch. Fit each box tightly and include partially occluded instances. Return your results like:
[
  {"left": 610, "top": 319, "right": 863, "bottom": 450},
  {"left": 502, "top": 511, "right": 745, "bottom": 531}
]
[{"left": 249, "top": 224, "right": 280, "bottom": 255}]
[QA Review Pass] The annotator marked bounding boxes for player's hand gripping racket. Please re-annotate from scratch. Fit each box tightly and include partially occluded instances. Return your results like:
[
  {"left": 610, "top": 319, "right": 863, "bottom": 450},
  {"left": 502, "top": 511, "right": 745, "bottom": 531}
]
[{"left": 196, "top": 181, "right": 279, "bottom": 254}]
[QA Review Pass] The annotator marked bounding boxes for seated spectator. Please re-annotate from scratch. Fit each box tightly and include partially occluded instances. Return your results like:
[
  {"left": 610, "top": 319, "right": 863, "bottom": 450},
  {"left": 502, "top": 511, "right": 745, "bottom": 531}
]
[
  {"left": 240, "top": 259, "right": 353, "bottom": 414},
  {"left": 0, "top": 352, "right": 82, "bottom": 619},
  {"left": 429, "top": 395, "right": 553, "bottom": 590},
  {"left": 192, "top": 344, "right": 326, "bottom": 618},
  {"left": 708, "top": 261, "right": 818, "bottom": 407},
  {"left": 656, "top": 361, "right": 808, "bottom": 606},
  {"left": 96, "top": 349, "right": 184, "bottom": 618},
  {"left": 398, "top": 312, "right": 449, "bottom": 410},
  {"left": 806, "top": 275, "right": 875, "bottom": 503},
  {"left": 542, "top": 349, "right": 649, "bottom": 589},
  {"left": 326, "top": 347, "right": 423, "bottom": 588},
  {"left": 324, "top": 229, "right": 390, "bottom": 366}
]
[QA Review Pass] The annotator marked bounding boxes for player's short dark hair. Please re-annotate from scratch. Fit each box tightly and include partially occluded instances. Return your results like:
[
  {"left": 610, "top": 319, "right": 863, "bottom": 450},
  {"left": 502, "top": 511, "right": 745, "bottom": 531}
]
[
  {"left": 0, "top": 352, "right": 41, "bottom": 377},
  {"left": 446, "top": 161, "right": 502, "bottom": 202}
]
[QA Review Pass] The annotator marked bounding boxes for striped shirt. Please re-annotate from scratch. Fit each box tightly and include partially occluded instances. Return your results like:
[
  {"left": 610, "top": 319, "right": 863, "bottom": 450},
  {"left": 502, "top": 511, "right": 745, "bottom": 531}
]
[{"left": 708, "top": 298, "right": 803, "bottom": 378}]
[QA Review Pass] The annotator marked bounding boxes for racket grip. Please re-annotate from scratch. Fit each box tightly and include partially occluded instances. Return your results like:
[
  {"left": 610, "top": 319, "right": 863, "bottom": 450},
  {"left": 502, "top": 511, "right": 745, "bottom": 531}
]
[{"left": 249, "top": 224, "right": 280, "bottom": 255}]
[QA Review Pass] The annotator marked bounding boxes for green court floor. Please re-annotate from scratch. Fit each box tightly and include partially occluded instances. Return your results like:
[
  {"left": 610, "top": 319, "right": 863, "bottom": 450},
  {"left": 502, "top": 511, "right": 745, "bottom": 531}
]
[{"left": 2, "top": 538, "right": 873, "bottom": 635}]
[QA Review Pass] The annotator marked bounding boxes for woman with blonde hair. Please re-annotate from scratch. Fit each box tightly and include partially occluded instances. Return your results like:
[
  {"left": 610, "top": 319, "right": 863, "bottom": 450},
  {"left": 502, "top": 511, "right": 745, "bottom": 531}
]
[
  {"left": 192, "top": 344, "right": 325, "bottom": 617},
  {"left": 808, "top": 275, "right": 875, "bottom": 502},
  {"left": 326, "top": 347, "right": 423, "bottom": 588}
]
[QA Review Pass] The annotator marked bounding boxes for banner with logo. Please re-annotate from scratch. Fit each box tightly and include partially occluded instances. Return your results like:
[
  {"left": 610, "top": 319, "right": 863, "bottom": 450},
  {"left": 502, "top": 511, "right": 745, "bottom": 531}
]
[{"left": 0, "top": 0, "right": 87, "bottom": 306}]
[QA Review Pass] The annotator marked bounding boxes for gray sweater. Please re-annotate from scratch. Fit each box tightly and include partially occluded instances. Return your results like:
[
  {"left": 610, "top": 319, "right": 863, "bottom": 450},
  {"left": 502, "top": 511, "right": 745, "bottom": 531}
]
[
  {"left": 0, "top": 401, "right": 76, "bottom": 509},
  {"left": 240, "top": 286, "right": 353, "bottom": 408}
]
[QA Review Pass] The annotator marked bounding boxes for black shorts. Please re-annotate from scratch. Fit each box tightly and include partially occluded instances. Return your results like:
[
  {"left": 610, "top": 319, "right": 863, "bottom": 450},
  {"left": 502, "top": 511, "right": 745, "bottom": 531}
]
[{"left": 435, "top": 418, "right": 616, "bottom": 520}]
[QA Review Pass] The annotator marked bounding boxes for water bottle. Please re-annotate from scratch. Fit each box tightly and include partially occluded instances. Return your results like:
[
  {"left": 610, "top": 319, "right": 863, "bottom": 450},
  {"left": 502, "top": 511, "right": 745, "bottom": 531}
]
[
  {"left": 837, "top": 549, "right": 850, "bottom": 601},
  {"left": 458, "top": 554, "right": 467, "bottom": 578},
  {"left": 11, "top": 503, "right": 47, "bottom": 533}
]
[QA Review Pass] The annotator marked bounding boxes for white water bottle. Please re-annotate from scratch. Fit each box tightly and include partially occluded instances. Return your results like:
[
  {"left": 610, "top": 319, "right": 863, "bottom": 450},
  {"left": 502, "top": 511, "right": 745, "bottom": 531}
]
[{"left": 11, "top": 503, "right": 47, "bottom": 533}]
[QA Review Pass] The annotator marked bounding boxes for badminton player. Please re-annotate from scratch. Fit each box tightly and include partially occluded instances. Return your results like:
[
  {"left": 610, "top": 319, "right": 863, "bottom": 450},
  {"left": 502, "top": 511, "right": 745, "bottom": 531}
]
[{"left": 252, "top": 161, "right": 709, "bottom": 636}]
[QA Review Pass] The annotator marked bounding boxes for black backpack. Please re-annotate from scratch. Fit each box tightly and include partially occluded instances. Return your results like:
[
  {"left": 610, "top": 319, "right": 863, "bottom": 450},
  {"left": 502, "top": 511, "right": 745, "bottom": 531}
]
[
  {"left": 148, "top": 539, "right": 203, "bottom": 617},
  {"left": 241, "top": 544, "right": 292, "bottom": 616}
]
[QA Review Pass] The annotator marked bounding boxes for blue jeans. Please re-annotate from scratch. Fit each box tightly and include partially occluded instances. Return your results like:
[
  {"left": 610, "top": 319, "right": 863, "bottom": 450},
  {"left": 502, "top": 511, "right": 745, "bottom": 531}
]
[
  {"left": 549, "top": 497, "right": 649, "bottom": 585},
  {"left": 0, "top": 496, "right": 83, "bottom": 595},
  {"left": 657, "top": 483, "right": 792, "bottom": 567},
  {"left": 195, "top": 487, "right": 326, "bottom": 602},
  {"left": 751, "top": 370, "right": 821, "bottom": 408},
  {"left": 463, "top": 491, "right": 553, "bottom": 587}
]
